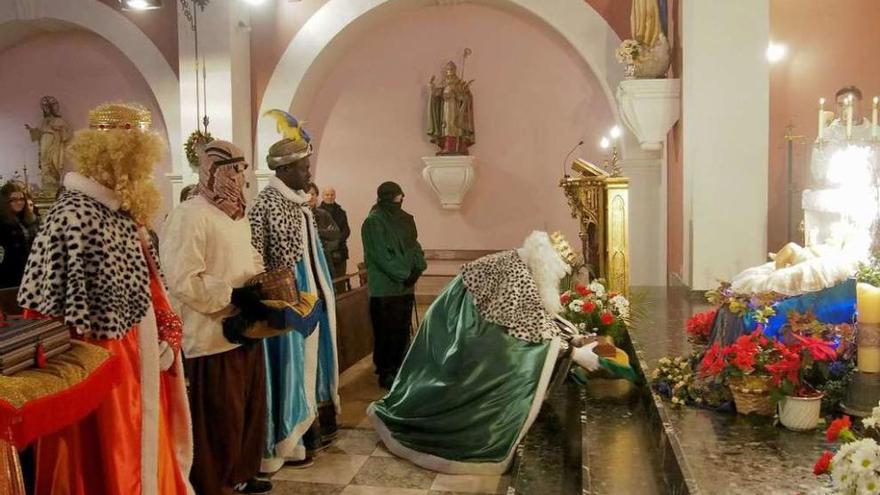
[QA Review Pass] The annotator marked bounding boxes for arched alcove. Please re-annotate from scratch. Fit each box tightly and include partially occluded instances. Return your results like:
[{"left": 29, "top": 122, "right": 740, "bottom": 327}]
[{"left": 0, "top": 0, "right": 182, "bottom": 174}]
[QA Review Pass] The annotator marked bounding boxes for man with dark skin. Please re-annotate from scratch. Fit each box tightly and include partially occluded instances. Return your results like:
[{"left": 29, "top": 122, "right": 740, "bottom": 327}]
[{"left": 248, "top": 118, "right": 340, "bottom": 472}]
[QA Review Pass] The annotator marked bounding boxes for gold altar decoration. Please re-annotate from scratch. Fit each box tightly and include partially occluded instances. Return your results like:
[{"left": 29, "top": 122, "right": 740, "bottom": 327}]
[{"left": 560, "top": 159, "right": 630, "bottom": 295}]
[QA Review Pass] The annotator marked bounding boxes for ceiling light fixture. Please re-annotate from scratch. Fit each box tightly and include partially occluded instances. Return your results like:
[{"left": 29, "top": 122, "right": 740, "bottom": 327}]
[{"left": 119, "top": 0, "right": 162, "bottom": 11}]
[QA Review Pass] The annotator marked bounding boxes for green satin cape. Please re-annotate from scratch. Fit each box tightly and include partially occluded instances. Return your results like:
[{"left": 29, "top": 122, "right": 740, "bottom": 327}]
[{"left": 369, "top": 276, "right": 558, "bottom": 474}]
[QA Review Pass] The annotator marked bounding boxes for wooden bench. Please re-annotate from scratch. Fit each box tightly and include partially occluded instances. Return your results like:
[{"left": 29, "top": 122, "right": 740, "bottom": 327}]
[{"left": 333, "top": 269, "right": 374, "bottom": 373}]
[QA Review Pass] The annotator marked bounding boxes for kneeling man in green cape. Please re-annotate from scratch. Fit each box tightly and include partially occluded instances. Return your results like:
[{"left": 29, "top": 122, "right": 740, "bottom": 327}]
[{"left": 368, "top": 231, "right": 602, "bottom": 475}]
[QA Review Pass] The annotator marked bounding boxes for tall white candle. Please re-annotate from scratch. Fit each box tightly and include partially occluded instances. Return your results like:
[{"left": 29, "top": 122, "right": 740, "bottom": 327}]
[
  {"left": 873, "top": 96, "right": 878, "bottom": 139},
  {"left": 818, "top": 98, "right": 825, "bottom": 140},
  {"left": 846, "top": 95, "right": 854, "bottom": 139}
]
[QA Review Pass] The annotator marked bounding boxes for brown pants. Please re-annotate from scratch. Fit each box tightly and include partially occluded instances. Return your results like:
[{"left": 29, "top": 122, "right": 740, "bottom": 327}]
[{"left": 185, "top": 342, "right": 267, "bottom": 495}]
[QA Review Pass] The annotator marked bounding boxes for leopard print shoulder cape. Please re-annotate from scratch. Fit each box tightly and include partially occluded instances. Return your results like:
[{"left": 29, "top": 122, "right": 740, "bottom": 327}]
[
  {"left": 461, "top": 249, "right": 559, "bottom": 343},
  {"left": 17, "top": 190, "right": 151, "bottom": 339},
  {"left": 248, "top": 185, "right": 310, "bottom": 270}
]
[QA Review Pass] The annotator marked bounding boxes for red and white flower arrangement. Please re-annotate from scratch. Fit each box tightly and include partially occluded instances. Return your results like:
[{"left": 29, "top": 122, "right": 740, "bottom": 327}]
[
  {"left": 815, "top": 414, "right": 880, "bottom": 494},
  {"left": 560, "top": 279, "right": 629, "bottom": 343}
]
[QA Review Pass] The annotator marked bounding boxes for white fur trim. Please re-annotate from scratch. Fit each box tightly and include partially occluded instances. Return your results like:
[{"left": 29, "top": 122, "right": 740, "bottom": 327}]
[
  {"left": 63, "top": 172, "right": 121, "bottom": 210},
  {"left": 138, "top": 300, "right": 161, "bottom": 495},
  {"left": 368, "top": 337, "right": 561, "bottom": 475},
  {"left": 303, "top": 206, "right": 341, "bottom": 412},
  {"left": 139, "top": 228, "right": 195, "bottom": 493},
  {"left": 268, "top": 175, "right": 308, "bottom": 204}
]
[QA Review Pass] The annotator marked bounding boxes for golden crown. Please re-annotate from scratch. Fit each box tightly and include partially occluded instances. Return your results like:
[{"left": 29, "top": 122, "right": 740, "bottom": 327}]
[
  {"left": 550, "top": 231, "right": 578, "bottom": 265},
  {"left": 88, "top": 103, "right": 152, "bottom": 131}
]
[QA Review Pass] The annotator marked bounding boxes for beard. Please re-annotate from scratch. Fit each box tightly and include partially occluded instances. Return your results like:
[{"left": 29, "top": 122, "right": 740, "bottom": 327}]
[{"left": 517, "top": 231, "right": 570, "bottom": 315}]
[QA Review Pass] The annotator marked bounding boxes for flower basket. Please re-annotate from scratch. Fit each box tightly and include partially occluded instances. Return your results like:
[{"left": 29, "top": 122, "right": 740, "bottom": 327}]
[
  {"left": 778, "top": 394, "right": 824, "bottom": 431},
  {"left": 729, "top": 375, "right": 775, "bottom": 416}
]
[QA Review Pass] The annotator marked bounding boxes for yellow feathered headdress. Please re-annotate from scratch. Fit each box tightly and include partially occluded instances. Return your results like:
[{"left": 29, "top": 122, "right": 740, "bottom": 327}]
[{"left": 264, "top": 109, "right": 313, "bottom": 169}]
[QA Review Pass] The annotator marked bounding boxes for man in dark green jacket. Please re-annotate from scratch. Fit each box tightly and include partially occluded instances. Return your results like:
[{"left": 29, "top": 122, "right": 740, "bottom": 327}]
[{"left": 362, "top": 181, "right": 427, "bottom": 389}]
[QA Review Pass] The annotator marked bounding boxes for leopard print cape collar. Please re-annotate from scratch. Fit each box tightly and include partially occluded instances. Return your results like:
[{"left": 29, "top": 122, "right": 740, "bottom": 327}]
[
  {"left": 461, "top": 249, "right": 559, "bottom": 343},
  {"left": 249, "top": 182, "right": 313, "bottom": 268},
  {"left": 17, "top": 183, "right": 151, "bottom": 339}
]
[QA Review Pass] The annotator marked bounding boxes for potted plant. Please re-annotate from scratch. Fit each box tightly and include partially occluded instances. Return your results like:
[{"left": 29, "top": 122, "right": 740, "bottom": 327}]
[
  {"left": 699, "top": 329, "right": 782, "bottom": 416},
  {"left": 769, "top": 333, "right": 836, "bottom": 431}
]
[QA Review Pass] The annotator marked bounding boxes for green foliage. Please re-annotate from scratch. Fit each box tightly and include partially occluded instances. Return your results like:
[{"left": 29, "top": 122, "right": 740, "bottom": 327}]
[{"left": 856, "top": 259, "right": 880, "bottom": 287}]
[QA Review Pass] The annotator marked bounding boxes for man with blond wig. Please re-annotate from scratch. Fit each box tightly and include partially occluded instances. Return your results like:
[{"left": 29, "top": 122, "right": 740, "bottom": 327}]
[{"left": 18, "top": 102, "right": 193, "bottom": 494}]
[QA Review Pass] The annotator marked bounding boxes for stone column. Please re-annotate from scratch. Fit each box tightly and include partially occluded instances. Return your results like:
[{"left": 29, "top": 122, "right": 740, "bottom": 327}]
[{"left": 682, "top": 0, "right": 769, "bottom": 289}]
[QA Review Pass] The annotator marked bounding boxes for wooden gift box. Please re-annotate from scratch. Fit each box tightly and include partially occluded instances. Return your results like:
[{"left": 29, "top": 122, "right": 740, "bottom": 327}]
[{"left": 0, "top": 318, "right": 71, "bottom": 375}]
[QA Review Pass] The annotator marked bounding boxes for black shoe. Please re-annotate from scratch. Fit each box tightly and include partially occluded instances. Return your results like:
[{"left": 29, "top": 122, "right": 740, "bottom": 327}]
[
  {"left": 234, "top": 478, "right": 272, "bottom": 494},
  {"left": 285, "top": 456, "right": 314, "bottom": 469}
]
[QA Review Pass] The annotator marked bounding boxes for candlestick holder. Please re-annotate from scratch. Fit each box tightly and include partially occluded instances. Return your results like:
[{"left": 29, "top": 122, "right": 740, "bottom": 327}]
[{"left": 602, "top": 146, "right": 623, "bottom": 177}]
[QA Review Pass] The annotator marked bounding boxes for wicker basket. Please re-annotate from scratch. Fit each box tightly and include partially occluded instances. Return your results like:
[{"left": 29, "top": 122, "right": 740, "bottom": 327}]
[
  {"left": 729, "top": 375, "right": 775, "bottom": 416},
  {"left": 247, "top": 268, "right": 299, "bottom": 303}
]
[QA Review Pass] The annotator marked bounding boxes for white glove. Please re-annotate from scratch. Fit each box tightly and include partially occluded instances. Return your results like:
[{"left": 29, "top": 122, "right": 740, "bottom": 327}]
[
  {"left": 159, "top": 341, "right": 175, "bottom": 371},
  {"left": 572, "top": 342, "right": 600, "bottom": 372}
]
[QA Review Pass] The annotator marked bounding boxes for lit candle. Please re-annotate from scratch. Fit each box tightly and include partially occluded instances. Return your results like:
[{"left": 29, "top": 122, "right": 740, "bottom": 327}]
[
  {"left": 858, "top": 283, "right": 880, "bottom": 373},
  {"left": 818, "top": 98, "right": 825, "bottom": 140},
  {"left": 846, "top": 95, "right": 854, "bottom": 139},
  {"left": 873, "top": 96, "right": 878, "bottom": 139}
]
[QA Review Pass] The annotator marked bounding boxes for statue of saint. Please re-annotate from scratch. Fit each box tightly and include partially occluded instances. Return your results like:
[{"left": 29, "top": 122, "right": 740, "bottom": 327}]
[
  {"left": 25, "top": 96, "right": 71, "bottom": 193},
  {"left": 427, "top": 61, "right": 475, "bottom": 155},
  {"left": 631, "top": 0, "right": 663, "bottom": 47}
]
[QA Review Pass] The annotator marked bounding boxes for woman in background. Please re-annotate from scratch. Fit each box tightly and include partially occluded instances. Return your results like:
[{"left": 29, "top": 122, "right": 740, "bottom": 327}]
[{"left": 0, "top": 181, "right": 39, "bottom": 288}]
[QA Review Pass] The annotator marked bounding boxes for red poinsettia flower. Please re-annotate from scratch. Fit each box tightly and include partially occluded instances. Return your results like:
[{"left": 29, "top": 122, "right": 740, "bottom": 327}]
[
  {"left": 685, "top": 309, "right": 717, "bottom": 338},
  {"left": 826, "top": 416, "right": 852, "bottom": 442},
  {"left": 813, "top": 450, "right": 833, "bottom": 475},
  {"left": 582, "top": 301, "right": 596, "bottom": 313},
  {"left": 575, "top": 284, "right": 591, "bottom": 297},
  {"left": 600, "top": 312, "right": 615, "bottom": 325},
  {"left": 766, "top": 352, "right": 801, "bottom": 386},
  {"left": 560, "top": 292, "right": 571, "bottom": 305},
  {"left": 700, "top": 343, "right": 726, "bottom": 377},
  {"left": 732, "top": 333, "right": 758, "bottom": 353},
  {"left": 731, "top": 350, "right": 756, "bottom": 373},
  {"left": 791, "top": 333, "right": 836, "bottom": 362}
]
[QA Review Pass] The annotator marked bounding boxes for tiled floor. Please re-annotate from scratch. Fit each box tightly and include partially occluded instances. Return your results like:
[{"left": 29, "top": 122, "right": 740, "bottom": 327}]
[{"left": 270, "top": 355, "right": 509, "bottom": 495}]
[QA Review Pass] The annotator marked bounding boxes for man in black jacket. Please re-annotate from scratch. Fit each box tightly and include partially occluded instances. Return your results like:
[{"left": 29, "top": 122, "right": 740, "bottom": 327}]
[{"left": 318, "top": 187, "right": 351, "bottom": 282}]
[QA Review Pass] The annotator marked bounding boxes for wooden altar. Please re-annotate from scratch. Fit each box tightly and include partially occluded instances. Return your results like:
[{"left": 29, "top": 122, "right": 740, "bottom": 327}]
[{"left": 559, "top": 159, "right": 630, "bottom": 295}]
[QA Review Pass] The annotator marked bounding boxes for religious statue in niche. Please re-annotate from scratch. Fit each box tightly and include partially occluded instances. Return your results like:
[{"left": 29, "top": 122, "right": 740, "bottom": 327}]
[
  {"left": 427, "top": 49, "right": 475, "bottom": 155},
  {"left": 615, "top": 0, "right": 670, "bottom": 79},
  {"left": 25, "top": 96, "right": 71, "bottom": 194}
]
